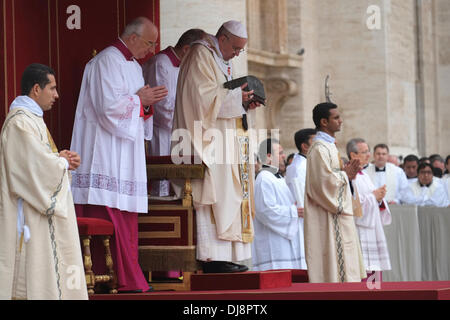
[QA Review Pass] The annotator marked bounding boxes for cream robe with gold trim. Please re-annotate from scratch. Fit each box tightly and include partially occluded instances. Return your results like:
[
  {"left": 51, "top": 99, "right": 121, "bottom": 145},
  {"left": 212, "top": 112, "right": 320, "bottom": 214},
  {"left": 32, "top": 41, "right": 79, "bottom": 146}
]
[
  {"left": 0, "top": 108, "right": 87, "bottom": 300},
  {"left": 304, "top": 139, "right": 366, "bottom": 283},
  {"left": 172, "top": 36, "right": 254, "bottom": 261}
]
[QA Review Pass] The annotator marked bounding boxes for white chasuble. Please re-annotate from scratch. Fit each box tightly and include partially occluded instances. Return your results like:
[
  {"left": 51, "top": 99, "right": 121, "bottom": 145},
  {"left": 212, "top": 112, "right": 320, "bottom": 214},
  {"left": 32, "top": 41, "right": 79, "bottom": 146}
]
[
  {"left": 304, "top": 138, "right": 366, "bottom": 283},
  {"left": 353, "top": 172, "right": 392, "bottom": 271},
  {"left": 252, "top": 170, "right": 301, "bottom": 271},
  {"left": 172, "top": 35, "right": 253, "bottom": 262},
  {"left": 70, "top": 45, "right": 150, "bottom": 213},
  {"left": 0, "top": 107, "right": 87, "bottom": 300}
]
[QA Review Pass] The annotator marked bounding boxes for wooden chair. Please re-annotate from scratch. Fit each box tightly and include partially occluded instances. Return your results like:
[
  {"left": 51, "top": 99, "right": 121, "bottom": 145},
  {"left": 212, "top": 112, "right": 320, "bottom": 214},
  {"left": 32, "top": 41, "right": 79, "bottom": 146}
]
[
  {"left": 77, "top": 217, "right": 118, "bottom": 295},
  {"left": 138, "top": 155, "right": 204, "bottom": 291}
]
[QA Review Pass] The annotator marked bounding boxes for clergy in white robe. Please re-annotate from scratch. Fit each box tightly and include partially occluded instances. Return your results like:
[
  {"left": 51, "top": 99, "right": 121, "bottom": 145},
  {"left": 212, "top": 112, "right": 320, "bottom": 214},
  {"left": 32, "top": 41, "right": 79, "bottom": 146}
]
[
  {"left": 143, "top": 29, "right": 205, "bottom": 197},
  {"left": 70, "top": 18, "right": 168, "bottom": 292},
  {"left": 403, "top": 163, "right": 449, "bottom": 207},
  {"left": 285, "top": 128, "right": 316, "bottom": 269},
  {"left": 252, "top": 139, "right": 302, "bottom": 271},
  {"left": 364, "top": 144, "right": 410, "bottom": 204},
  {"left": 171, "top": 21, "right": 261, "bottom": 272},
  {"left": 0, "top": 63, "right": 87, "bottom": 300},
  {"left": 304, "top": 103, "right": 366, "bottom": 283},
  {"left": 346, "top": 138, "right": 391, "bottom": 274}
]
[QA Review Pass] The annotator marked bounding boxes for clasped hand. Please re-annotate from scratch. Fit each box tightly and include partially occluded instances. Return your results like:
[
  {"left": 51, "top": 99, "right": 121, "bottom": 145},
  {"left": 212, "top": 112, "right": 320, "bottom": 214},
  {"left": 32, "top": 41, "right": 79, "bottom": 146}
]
[
  {"left": 137, "top": 85, "right": 168, "bottom": 107},
  {"left": 59, "top": 150, "right": 81, "bottom": 170}
]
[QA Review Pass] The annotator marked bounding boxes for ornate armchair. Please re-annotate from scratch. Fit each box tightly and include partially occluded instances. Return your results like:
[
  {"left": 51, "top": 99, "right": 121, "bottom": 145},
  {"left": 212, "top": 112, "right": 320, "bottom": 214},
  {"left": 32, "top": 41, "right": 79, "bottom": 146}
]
[{"left": 138, "top": 155, "right": 205, "bottom": 290}]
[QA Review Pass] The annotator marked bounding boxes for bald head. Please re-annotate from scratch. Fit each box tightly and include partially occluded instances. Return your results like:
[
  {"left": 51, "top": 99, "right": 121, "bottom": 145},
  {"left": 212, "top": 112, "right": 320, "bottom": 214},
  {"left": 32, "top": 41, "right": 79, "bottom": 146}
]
[{"left": 121, "top": 17, "right": 158, "bottom": 59}]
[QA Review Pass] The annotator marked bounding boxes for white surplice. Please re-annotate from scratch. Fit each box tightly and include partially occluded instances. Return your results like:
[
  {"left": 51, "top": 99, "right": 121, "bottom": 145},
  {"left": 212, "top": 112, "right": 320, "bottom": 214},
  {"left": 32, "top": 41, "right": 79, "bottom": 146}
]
[
  {"left": 0, "top": 98, "right": 87, "bottom": 300},
  {"left": 252, "top": 170, "right": 301, "bottom": 271},
  {"left": 364, "top": 163, "right": 410, "bottom": 204},
  {"left": 284, "top": 154, "right": 308, "bottom": 269},
  {"left": 70, "top": 44, "right": 151, "bottom": 213},
  {"left": 143, "top": 47, "right": 180, "bottom": 196},
  {"left": 404, "top": 178, "right": 449, "bottom": 207},
  {"left": 353, "top": 171, "right": 392, "bottom": 271}
]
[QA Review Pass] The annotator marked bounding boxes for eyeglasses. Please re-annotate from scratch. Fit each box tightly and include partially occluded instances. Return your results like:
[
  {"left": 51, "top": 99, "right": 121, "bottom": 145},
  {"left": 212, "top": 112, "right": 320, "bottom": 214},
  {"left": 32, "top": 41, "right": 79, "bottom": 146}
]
[
  {"left": 223, "top": 34, "right": 245, "bottom": 54},
  {"left": 136, "top": 34, "right": 158, "bottom": 48},
  {"left": 357, "top": 150, "right": 370, "bottom": 155},
  {"left": 418, "top": 170, "right": 433, "bottom": 175}
]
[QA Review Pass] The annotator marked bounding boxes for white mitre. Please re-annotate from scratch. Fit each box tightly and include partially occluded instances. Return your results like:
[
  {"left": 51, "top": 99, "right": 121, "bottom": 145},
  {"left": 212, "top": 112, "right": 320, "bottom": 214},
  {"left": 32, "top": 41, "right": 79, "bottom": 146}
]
[{"left": 222, "top": 20, "right": 248, "bottom": 39}]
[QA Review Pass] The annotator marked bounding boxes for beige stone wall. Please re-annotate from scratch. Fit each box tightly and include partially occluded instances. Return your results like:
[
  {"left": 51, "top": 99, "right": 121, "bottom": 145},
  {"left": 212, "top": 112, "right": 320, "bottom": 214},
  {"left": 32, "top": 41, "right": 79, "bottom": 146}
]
[
  {"left": 436, "top": 0, "right": 450, "bottom": 157},
  {"left": 248, "top": 0, "right": 449, "bottom": 159},
  {"left": 158, "top": 0, "right": 450, "bottom": 159}
]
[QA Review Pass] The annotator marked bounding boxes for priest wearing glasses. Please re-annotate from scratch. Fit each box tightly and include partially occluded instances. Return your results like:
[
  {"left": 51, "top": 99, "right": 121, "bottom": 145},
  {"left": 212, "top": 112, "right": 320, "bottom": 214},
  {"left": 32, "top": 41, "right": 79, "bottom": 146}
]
[{"left": 171, "top": 20, "right": 262, "bottom": 273}]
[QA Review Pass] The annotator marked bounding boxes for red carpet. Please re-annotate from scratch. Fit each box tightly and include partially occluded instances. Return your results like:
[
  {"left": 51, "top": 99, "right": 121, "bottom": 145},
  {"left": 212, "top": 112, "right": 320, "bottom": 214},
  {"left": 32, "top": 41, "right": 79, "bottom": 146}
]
[
  {"left": 191, "top": 270, "right": 292, "bottom": 291},
  {"left": 91, "top": 280, "right": 450, "bottom": 300}
]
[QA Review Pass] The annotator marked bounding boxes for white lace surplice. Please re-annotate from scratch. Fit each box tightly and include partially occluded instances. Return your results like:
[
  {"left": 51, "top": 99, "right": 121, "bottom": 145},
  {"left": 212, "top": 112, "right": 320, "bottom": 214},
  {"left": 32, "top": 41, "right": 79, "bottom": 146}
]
[{"left": 70, "top": 46, "right": 150, "bottom": 213}]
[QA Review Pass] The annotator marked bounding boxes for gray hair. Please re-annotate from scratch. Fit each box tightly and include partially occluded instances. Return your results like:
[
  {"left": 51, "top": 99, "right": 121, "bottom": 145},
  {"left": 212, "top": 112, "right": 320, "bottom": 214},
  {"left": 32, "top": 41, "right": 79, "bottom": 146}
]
[
  {"left": 121, "top": 17, "right": 151, "bottom": 38},
  {"left": 346, "top": 138, "right": 366, "bottom": 159}
]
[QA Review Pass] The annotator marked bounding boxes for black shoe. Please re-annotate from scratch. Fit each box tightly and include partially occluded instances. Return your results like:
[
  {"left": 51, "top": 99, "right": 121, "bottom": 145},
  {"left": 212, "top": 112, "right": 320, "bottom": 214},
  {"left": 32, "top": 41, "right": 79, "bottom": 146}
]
[
  {"left": 202, "top": 261, "right": 248, "bottom": 273},
  {"left": 228, "top": 262, "right": 249, "bottom": 272}
]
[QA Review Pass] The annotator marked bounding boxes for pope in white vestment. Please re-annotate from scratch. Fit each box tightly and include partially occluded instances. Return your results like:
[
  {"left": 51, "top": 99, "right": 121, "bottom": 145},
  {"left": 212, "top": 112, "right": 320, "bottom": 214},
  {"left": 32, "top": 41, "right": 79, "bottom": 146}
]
[
  {"left": 0, "top": 64, "right": 87, "bottom": 300},
  {"left": 171, "top": 21, "right": 259, "bottom": 270}
]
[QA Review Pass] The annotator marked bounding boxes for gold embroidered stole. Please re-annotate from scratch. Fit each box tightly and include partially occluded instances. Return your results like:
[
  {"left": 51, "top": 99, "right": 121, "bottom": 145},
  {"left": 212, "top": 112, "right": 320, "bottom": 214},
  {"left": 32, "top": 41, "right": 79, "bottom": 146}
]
[{"left": 236, "top": 118, "right": 254, "bottom": 243}]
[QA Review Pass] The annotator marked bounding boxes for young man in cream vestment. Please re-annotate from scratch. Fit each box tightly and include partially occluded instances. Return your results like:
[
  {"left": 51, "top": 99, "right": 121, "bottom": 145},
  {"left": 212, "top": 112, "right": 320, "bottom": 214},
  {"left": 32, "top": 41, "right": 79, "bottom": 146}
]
[
  {"left": 171, "top": 21, "right": 261, "bottom": 273},
  {"left": 0, "top": 63, "right": 87, "bottom": 300},
  {"left": 304, "top": 102, "right": 366, "bottom": 283}
]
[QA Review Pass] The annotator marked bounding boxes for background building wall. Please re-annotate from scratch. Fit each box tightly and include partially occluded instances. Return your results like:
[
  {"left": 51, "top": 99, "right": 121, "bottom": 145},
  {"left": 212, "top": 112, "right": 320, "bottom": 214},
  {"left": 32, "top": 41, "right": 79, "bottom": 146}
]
[{"left": 159, "top": 0, "right": 449, "bottom": 160}]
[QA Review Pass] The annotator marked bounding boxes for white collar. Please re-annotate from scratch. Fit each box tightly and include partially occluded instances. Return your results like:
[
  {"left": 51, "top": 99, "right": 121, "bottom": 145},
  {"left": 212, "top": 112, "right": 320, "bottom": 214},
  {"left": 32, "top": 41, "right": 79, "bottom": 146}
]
[
  {"left": 9, "top": 95, "right": 43, "bottom": 117},
  {"left": 193, "top": 34, "right": 232, "bottom": 80},
  {"left": 314, "top": 131, "right": 335, "bottom": 144}
]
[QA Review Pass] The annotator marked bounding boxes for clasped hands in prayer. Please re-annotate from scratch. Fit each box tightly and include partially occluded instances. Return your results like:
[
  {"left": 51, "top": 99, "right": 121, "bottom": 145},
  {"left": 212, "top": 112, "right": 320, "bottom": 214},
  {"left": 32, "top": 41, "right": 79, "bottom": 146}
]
[
  {"left": 137, "top": 84, "right": 168, "bottom": 107},
  {"left": 59, "top": 150, "right": 81, "bottom": 170}
]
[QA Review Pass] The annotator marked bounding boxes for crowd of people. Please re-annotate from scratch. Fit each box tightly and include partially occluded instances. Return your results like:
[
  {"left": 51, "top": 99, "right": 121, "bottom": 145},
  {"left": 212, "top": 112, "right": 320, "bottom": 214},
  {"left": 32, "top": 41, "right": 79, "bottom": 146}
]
[
  {"left": 253, "top": 103, "right": 449, "bottom": 283},
  {"left": 283, "top": 144, "right": 450, "bottom": 208},
  {"left": 1, "top": 16, "right": 449, "bottom": 300}
]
